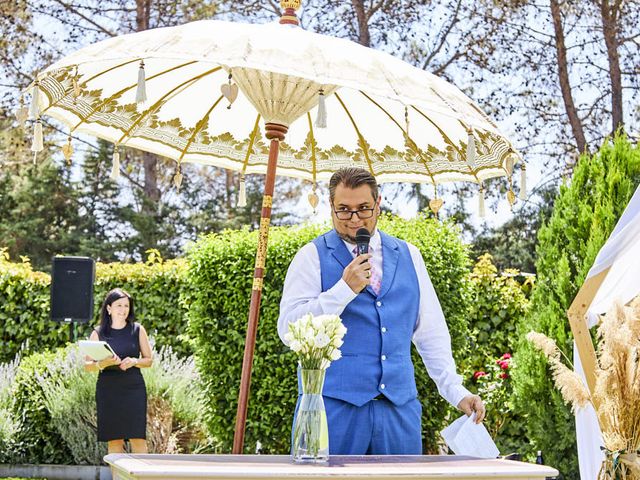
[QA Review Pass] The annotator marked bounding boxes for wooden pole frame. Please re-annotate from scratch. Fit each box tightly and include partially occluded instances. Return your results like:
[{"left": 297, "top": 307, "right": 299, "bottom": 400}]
[
  {"left": 566, "top": 266, "right": 611, "bottom": 405},
  {"left": 232, "top": 123, "right": 288, "bottom": 454}
]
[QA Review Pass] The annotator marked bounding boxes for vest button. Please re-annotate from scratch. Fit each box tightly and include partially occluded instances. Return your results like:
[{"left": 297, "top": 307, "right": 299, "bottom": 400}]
[
  {"left": 381, "top": 355, "right": 387, "bottom": 361},
  {"left": 380, "top": 383, "right": 386, "bottom": 389},
  {"left": 381, "top": 327, "right": 387, "bottom": 333},
  {"left": 376, "top": 301, "right": 382, "bottom": 307}
]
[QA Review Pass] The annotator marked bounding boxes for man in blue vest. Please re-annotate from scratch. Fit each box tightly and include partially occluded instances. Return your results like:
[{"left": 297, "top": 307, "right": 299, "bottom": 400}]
[{"left": 278, "top": 167, "right": 485, "bottom": 455}]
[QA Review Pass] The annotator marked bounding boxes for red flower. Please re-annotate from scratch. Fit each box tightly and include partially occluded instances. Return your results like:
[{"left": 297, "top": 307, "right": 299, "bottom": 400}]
[
  {"left": 498, "top": 360, "right": 509, "bottom": 370},
  {"left": 473, "top": 371, "right": 487, "bottom": 379},
  {"left": 500, "top": 372, "right": 509, "bottom": 379},
  {"left": 501, "top": 353, "right": 512, "bottom": 359}
]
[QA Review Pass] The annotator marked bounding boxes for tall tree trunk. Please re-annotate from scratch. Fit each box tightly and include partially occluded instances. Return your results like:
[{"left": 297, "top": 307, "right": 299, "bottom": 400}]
[
  {"left": 550, "top": 0, "right": 588, "bottom": 154},
  {"left": 351, "top": 0, "right": 371, "bottom": 46},
  {"left": 225, "top": 169, "right": 233, "bottom": 210},
  {"left": 136, "top": 0, "right": 150, "bottom": 30},
  {"left": 142, "top": 151, "right": 161, "bottom": 205},
  {"left": 598, "top": 0, "right": 624, "bottom": 134}
]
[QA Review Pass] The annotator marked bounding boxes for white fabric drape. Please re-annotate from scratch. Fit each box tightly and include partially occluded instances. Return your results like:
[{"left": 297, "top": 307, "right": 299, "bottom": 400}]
[{"left": 575, "top": 184, "right": 640, "bottom": 480}]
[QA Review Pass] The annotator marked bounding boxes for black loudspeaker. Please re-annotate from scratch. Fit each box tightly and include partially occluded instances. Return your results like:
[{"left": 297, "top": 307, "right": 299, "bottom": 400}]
[{"left": 51, "top": 256, "right": 95, "bottom": 323}]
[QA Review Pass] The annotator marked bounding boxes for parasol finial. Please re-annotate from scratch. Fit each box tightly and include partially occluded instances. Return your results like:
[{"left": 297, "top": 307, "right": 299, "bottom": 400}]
[{"left": 279, "top": 0, "right": 301, "bottom": 26}]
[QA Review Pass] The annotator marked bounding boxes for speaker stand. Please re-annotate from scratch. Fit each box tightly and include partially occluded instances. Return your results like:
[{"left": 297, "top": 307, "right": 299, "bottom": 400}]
[{"left": 63, "top": 318, "right": 77, "bottom": 343}]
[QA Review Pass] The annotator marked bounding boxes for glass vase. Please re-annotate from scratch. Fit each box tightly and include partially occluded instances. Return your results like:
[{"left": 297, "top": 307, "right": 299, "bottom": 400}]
[{"left": 292, "top": 368, "right": 329, "bottom": 463}]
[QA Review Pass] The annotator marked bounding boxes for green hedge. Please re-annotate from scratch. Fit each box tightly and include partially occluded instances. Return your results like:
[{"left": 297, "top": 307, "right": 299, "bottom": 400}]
[
  {"left": 512, "top": 134, "right": 640, "bottom": 478},
  {"left": 1, "top": 345, "right": 210, "bottom": 464},
  {"left": 186, "top": 214, "right": 472, "bottom": 454},
  {"left": 4, "top": 349, "right": 73, "bottom": 464},
  {"left": 465, "top": 253, "right": 532, "bottom": 455},
  {"left": 0, "top": 249, "right": 190, "bottom": 362}
]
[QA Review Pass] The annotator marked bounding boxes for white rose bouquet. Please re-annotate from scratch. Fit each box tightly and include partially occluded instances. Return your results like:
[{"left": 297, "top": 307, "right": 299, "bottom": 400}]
[
  {"left": 285, "top": 313, "right": 347, "bottom": 370},
  {"left": 287, "top": 313, "right": 347, "bottom": 463}
]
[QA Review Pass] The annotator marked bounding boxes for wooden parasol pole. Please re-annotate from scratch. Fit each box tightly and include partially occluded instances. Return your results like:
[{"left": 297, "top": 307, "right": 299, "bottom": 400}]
[{"left": 232, "top": 123, "right": 288, "bottom": 454}]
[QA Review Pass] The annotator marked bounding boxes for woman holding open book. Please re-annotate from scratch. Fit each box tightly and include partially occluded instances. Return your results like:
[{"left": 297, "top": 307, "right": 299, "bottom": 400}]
[{"left": 84, "top": 288, "right": 153, "bottom": 454}]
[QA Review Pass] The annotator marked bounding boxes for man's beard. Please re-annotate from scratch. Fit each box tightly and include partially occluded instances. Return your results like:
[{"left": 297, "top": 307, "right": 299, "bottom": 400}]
[{"left": 336, "top": 231, "right": 357, "bottom": 244}]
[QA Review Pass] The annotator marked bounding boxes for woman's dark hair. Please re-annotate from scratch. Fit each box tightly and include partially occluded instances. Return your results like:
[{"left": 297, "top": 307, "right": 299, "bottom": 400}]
[{"left": 98, "top": 288, "right": 135, "bottom": 338}]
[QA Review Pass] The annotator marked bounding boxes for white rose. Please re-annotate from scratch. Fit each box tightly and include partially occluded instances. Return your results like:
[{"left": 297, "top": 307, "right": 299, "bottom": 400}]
[
  {"left": 290, "top": 340, "right": 303, "bottom": 353},
  {"left": 314, "top": 333, "right": 330, "bottom": 348},
  {"left": 332, "top": 338, "right": 343, "bottom": 348},
  {"left": 330, "top": 349, "right": 342, "bottom": 361},
  {"left": 336, "top": 324, "right": 347, "bottom": 336},
  {"left": 304, "top": 327, "right": 315, "bottom": 340},
  {"left": 312, "top": 315, "right": 324, "bottom": 330}
]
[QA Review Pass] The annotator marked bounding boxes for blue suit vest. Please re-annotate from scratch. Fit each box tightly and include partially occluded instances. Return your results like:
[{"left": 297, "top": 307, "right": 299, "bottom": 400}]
[{"left": 310, "top": 229, "right": 420, "bottom": 407}]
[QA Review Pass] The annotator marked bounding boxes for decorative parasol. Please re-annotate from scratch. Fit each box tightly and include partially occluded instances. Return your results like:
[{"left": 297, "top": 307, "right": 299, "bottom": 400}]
[{"left": 23, "top": 0, "right": 524, "bottom": 453}]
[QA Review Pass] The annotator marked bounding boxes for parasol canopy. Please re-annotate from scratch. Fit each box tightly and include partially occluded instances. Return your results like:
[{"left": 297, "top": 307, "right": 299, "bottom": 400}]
[{"left": 29, "top": 18, "right": 522, "bottom": 190}]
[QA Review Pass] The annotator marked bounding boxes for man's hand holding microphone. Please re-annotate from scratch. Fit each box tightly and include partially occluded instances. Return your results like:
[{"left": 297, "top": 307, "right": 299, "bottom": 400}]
[{"left": 343, "top": 228, "right": 372, "bottom": 293}]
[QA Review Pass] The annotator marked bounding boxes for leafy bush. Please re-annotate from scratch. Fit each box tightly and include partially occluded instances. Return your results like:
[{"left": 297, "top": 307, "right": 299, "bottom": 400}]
[
  {"left": 2, "top": 345, "right": 210, "bottom": 464},
  {"left": 37, "top": 347, "right": 106, "bottom": 464},
  {"left": 186, "top": 214, "right": 472, "bottom": 454},
  {"left": 0, "top": 249, "right": 190, "bottom": 363},
  {"left": 471, "top": 352, "right": 526, "bottom": 455},
  {"left": 0, "top": 251, "right": 59, "bottom": 364},
  {"left": 512, "top": 134, "right": 640, "bottom": 478},
  {"left": 142, "top": 346, "right": 213, "bottom": 454},
  {"left": 466, "top": 254, "right": 532, "bottom": 371},
  {"left": 0, "top": 354, "right": 20, "bottom": 462},
  {"left": 9, "top": 349, "right": 73, "bottom": 464},
  {"left": 464, "top": 254, "right": 532, "bottom": 455}
]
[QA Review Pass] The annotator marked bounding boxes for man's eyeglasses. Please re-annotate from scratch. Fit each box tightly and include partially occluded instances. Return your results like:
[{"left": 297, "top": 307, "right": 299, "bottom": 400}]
[{"left": 333, "top": 207, "right": 376, "bottom": 220}]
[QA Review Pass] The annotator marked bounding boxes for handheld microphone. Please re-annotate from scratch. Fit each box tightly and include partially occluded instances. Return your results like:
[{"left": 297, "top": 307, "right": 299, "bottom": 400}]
[{"left": 355, "top": 228, "right": 371, "bottom": 257}]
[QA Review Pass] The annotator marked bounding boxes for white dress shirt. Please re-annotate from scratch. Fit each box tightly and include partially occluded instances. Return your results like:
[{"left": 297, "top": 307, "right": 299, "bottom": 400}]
[{"left": 278, "top": 229, "right": 471, "bottom": 409}]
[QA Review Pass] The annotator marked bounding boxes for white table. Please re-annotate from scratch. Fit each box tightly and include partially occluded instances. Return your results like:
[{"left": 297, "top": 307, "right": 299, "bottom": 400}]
[{"left": 105, "top": 454, "right": 559, "bottom": 480}]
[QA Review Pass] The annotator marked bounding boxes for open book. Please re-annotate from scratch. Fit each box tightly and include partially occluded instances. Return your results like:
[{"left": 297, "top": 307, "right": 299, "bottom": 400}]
[{"left": 78, "top": 340, "right": 116, "bottom": 362}]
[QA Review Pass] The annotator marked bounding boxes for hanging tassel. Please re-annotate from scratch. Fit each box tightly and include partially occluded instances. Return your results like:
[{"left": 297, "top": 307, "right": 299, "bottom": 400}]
[
  {"left": 466, "top": 129, "right": 476, "bottom": 167},
  {"left": 110, "top": 147, "right": 120, "bottom": 181},
  {"left": 173, "top": 166, "right": 183, "bottom": 192},
  {"left": 31, "top": 120, "right": 43, "bottom": 152},
  {"left": 62, "top": 136, "right": 73, "bottom": 165},
  {"left": 16, "top": 104, "right": 29, "bottom": 128},
  {"left": 135, "top": 60, "right": 147, "bottom": 105},
  {"left": 429, "top": 185, "right": 443, "bottom": 218},
  {"left": 315, "top": 89, "right": 327, "bottom": 128},
  {"left": 507, "top": 190, "right": 516, "bottom": 208},
  {"left": 479, "top": 186, "right": 486, "bottom": 218},
  {"left": 29, "top": 82, "right": 41, "bottom": 119},
  {"left": 505, "top": 156, "right": 514, "bottom": 177},
  {"left": 308, "top": 184, "right": 319, "bottom": 213},
  {"left": 238, "top": 174, "right": 247, "bottom": 207},
  {"left": 221, "top": 73, "right": 239, "bottom": 109},
  {"left": 519, "top": 164, "right": 527, "bottom": 200}
]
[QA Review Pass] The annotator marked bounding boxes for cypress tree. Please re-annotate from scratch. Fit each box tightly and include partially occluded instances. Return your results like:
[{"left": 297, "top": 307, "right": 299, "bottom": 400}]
[{"left": 512, "top": 134, "right": 640, "bottom": 478}]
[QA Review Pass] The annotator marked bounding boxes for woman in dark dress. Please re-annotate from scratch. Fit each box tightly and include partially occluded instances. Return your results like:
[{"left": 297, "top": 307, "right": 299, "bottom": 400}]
[{"left": 84, "top": 288, "right": 153, "bottom": 453}]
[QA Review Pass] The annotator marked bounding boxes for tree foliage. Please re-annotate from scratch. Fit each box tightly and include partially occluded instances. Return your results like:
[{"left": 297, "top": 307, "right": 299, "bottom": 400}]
[{"left": 512, "top": 134, "right": 640, "bottom": 478}]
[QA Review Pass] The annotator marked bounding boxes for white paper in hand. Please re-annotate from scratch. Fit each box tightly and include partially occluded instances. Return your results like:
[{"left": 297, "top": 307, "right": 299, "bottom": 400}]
[
  {"left": 78, "top": 340, "right": 116, "bottom": 361},
  {"left": 441, "top": 413, "right": 500, "bottom": 458}
]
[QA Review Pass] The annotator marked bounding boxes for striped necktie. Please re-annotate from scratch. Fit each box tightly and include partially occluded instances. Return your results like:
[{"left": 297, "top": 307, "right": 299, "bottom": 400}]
[{"left": 353, "top": 246, "right": 382, "bottom": 295}]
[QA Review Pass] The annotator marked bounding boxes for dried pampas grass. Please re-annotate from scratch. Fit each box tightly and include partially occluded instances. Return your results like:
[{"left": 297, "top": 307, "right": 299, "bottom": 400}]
[{"left": 528, "top": 296, "right": 640, "bottom": 480}]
